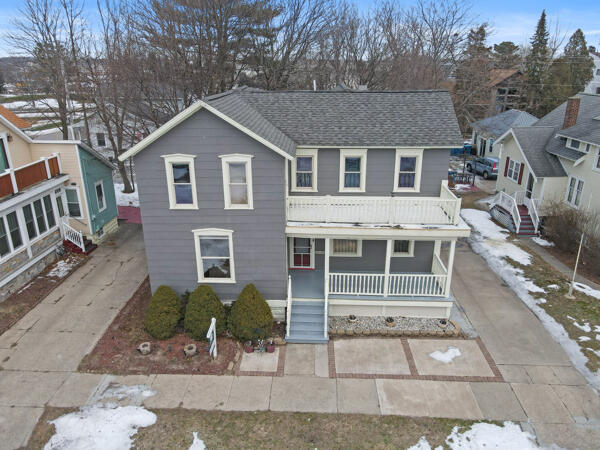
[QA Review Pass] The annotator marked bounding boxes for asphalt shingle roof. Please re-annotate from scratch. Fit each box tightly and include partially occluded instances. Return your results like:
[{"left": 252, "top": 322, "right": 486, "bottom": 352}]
[
  {"left": 204, "top": 88, "right": 463, "bottom": 155},
  {"left": 471, "top": 109, "right": 538, "bottom": 138},
  {"left": 511, "top": 127, "right": 566, "bottom": 177}
]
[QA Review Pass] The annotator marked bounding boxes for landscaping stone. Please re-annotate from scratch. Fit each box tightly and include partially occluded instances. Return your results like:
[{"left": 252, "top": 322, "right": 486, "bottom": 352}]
[
  {"left": 329, "top": 315, "right": 456, "bottom": 337},
  {"left": 184, "top": 344, "right": 197, "bottom": 357},
  {"left": 137, "top": 342, "right": 151, "bottom": 355}
]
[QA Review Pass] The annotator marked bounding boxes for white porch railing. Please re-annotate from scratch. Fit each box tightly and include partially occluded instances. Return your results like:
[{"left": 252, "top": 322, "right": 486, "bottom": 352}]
[
  {"left": 285, "top": 275, "right": 292, "bottom": 338},
  {"left": 328, "top": 271, "right": 448, "bottom": 297},
  {"left": 61, "top": 217, "right": 86, "bottom": 252},
  {"left": 287, "top": 182, "right": 461, "bottom": 225},
  {"left": 493, "top": 191, "right": 521, "bottom": 232}
]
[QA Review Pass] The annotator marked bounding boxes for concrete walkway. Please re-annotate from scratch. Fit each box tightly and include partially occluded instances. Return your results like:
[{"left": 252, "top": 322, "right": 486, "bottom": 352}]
[
  {"left": 519, "top": 236, "right": 600, "bottom": 291},
  {"left": 1, "top": 226, "right": 600, "bottom": 449}
]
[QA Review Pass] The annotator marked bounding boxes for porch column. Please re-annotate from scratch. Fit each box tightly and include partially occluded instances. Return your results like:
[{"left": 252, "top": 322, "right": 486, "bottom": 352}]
[
  {"left": 384, "top": 239, "right": 392, "bottom": 297},
  {"left": 324, "top": 237, "right": 330, "bottom": 300},
  {"left": 444, "top": 240, "right": 456, "bottom": 297},
  {"left": 432, "top": 240, "right": 441, "bottom": 272}
]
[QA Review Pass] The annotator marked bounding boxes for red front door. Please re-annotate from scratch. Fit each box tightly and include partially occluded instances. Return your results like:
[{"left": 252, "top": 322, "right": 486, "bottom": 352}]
[{"left": 292, "top": 237, "right": 312, "bottom": 268}]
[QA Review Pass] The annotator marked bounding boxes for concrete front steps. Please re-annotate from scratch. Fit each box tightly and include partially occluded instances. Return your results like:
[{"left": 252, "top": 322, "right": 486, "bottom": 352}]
[{"left": 286, "top": 300, "right": 329, "bottom": 344}]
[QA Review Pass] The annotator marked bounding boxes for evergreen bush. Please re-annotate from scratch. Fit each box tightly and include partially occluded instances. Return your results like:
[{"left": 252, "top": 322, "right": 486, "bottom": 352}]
[
  {"left": 144, "top": 285, "right": 182, "bottom": 340},
  {"left": 184, "top": 285, "right": 226, "bottom": 340},
  {"left": 228, "top": 283, "right": 273, "bottom": 341}
]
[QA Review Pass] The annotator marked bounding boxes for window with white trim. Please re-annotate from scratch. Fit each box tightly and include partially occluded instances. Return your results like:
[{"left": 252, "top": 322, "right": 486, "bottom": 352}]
[
  {"left": 219, "top": 154, "right": 253, "bottom": 209},
  {"left": 20, "top": 196, "right": 58, "bottom": 242},
  {"left": 23, "top": 204, "right": 37, "bottom": 239},
  {"left": 331, "top": 239, "right": 362, "bottom": 257},
  {"left": 0, "top": 212, "right": 23, "bottom": 258},
  {"left": 595, "top": 149, "right": 600, "bottom": 170},
  {"left": 292, "top": 149, "right": 317, "bottom": 191},
  {"left": 566, "top": 176, "right": 584, "bottom": 207},
  {"left": 566, "top": 138, "right": 588, "bottom": 151},
  {"left": 393, "top": 149, "right": 423, "bottom": 192},
  {"left": 507, "top": 159, "right": 521, "bottom": 183},
  {"left": 95, "top": 180, "right": 106, "bottom": 212},
  {"left": 96, "top": 133, "right": 106, "bottom": 147},
  {"left": 65, "top": 187, "right": 83, "bottom": 218},
  {"left": 162, "top": 154, "right": 198, "bottom": 209},
  {"left": 339, "top": 149, "right": 367, "bottom": 192},
  {"left": 392, "top": 240, "right": 414, "bottom": 257},
  {"left": 193, "top": 229, "right": 235, "bottom": 283},
  {"left": 43, "top": 195, "right": 56, "bottom": 228}
]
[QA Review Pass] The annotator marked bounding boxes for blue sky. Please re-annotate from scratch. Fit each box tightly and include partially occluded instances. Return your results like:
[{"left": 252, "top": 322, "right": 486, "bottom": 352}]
[{"left": 1, "top": 0, "right": 599, "bottom": 57}]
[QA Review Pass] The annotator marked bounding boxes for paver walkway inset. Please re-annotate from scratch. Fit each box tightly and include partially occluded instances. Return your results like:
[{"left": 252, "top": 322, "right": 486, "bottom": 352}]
[{"left": 335, "top": 339, "right": 410, "bottom": 375}]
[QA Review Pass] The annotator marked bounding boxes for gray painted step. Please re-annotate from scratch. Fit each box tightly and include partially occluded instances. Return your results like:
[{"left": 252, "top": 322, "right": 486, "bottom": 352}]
[
  {"left": 291, "top": 303, "right": 325, "bottom": 314},
  {"left": 286, "top": 332, "right": 329, "bottom": 344},
  {"left": 287, "top": 301, "right": 329, "bottom": 343},
  {"left": 290, "top": 321, "right": 325, "bottom": 333},
  {"left": 291, "top": 312, "right": 324, "bottom": 324}
]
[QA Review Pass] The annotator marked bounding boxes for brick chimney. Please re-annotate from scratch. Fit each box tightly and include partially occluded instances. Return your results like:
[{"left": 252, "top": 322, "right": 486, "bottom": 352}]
[{"left": 563, "top": 96, "right": 580, "bottom": 129}]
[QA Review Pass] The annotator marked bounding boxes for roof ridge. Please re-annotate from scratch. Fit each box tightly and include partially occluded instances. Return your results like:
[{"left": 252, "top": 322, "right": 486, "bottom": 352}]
[{"left": 240, "top": 89, "right": 450, "bottom": 94}]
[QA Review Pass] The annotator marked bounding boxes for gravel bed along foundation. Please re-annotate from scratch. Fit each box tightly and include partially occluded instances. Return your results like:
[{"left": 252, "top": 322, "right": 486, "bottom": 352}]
[{"left": 329, "top": 315, "right": 460, "bottom": 337}]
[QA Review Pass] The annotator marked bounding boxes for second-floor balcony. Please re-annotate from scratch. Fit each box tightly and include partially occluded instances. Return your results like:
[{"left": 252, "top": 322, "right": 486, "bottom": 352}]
[
  {"left": 286, "top": 181, "right": 462, "bottom": 226},
  {"left": 0, "top": 154, "right": 62, "bottom": 199}
]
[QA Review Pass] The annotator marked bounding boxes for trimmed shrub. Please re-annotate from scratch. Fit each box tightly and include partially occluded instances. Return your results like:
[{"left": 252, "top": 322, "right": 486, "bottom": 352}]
[
  {"left": 144, "top": 285, "right": 182, "bottom": 340},
  {"left": 184, "top": 285, "right": 226, "bottom": 340},
  {"left": 228, "top": 283, "right": 273, "bottom": 341}
]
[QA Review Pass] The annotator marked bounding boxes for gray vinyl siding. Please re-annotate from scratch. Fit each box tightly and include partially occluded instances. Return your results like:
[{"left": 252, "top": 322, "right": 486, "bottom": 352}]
[
  {"left": 312, "top": 239, "right": 434, "bottom": 273},
  {"left": 134, "top": 109, "right": 287, "bottom": 300},
  {"left": 290, "top": 148, "right": 450, "bottom": 197}
]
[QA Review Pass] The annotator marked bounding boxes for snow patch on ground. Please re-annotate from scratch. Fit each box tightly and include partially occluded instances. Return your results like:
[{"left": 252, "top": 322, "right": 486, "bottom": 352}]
[
  {"left": 114, "top": 183, "right": 140, "bottom": 207},
  {"left": 573, "top": 282, "right": 600, "bottom": 300},
  {"left": 532, "top": 237, "right": 554, "bottom": 247},
  {"left": 547, "top": 284, "right": 559, "bottom": 290},
  {"left": 461, "top": 208, "right": 600, "bottom": 389},
  {"left": 409, "top": 421, "right": 539, "bottom": 450},
  {"left": 429, "top": 346, "right": 461, "bottom": 363},
  {"left": 189, "top": 432, "right": 206, "bottom": 450},
  {"left": 568, "top": 316, "right": 592, "bottom": 333},
  {"left": 46, "top": 258, "right": 78, "bottom": 279},
  {"left": 453, "top": 183, "right": 472, "bottom": 191},
  {"left": 45, "top": 384, "right": 157, "bottom": 450},
  {"left": 580, "top": 336, "right": 592, "bottom": 342}
]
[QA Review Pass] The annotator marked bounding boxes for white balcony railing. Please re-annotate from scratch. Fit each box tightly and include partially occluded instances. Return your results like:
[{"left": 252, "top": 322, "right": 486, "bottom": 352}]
[{"left": 287, "top": 181, "right": 461, "bottom": 226}]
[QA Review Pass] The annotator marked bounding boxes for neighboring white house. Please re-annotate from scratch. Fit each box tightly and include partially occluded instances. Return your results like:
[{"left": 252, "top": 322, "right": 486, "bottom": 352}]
[
  {"left": 493, "top": 94, "right": 600, "bottom": 235},
  {"left": 584, "top": 49, "right": 600, "bottom": 95},
  {"left": 470, "top": 109, "right": 537, "bottom": 157}
]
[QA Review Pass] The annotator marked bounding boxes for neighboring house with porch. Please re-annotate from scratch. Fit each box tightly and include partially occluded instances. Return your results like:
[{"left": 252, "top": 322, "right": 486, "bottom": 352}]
[
  {"left": 470, "top": 109, "right": 537, "bottom": 157},
  {"left": 0, "top": 105, "right": 118, "bottom": 300},
  {"left": 492, "top": 94, "right": 600, "bottom": 236},
  {"left": 120, "top": 87, "right": 471, "bottom": 343}
]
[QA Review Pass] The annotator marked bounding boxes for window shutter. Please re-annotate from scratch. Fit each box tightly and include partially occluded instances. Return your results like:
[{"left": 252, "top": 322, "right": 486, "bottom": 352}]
[
  {"left": 504, "top": 157, "right": 510, "bottom": 177},
  {"left": 518, "top": 163, "right": 524, "bottom": 184}
]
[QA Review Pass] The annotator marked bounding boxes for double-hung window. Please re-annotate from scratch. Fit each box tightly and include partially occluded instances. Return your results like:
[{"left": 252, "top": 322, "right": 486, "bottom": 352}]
[
  {"left": 95, "top": 180, "right": 106, "bottom": 212},
  {"left": 162, "top": 154, "right": 198, "bottom": 209},
  {"left": 292, "top": 149, "right": 317, "bottom": 192},
  {"left": 65, "top": 187, "right": 83, "bottom": 218},
  {"left": 393, "top": 149, "right": 423, "bottom": 192},
  {"left": 507, "top": 159, "right": 521, "bottom": 183},
  {"left": 220, "top": 154, "right": 253, "bottom": 209},
  {"left": 0, "top": 212, "right": 22, "bottom": 257},
  {"left": 193, "top": 229, "right": 235, "bottom": 283},
  {"left": 339, "top": 149, "right": 367, "bottom": 192},
  {"left": 566, "top": 176, "right": 584, "bottom": 207},
  {"left": 33, "top": 199, "right": 47, "bottom": 234},
  {"left": 23, "top": 205, "right": 37, "bottom": 239},
  {"left": 331, "top": 239, "right": 362, "bottom": 257},
  {"left": 392, "top": 240, "right": 414, "bottom": 257},
  {"left": 96, "top": 133, "right": 106, "bottom": 147},
  {"left": 42, "top": 195, "right": 56, "bottom": 228}
]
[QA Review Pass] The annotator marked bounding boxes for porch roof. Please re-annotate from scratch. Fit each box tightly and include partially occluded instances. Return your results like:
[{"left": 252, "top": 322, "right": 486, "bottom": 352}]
[{"left": 286, "top": 219, "right": 471, "bottom": 239}]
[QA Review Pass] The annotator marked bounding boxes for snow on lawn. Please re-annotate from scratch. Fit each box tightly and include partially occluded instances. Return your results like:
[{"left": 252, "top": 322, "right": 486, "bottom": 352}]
[
  {"left": 114, "top": 183, "right": 139, "bottom": 207},
  {"left": 45, "top": 384, "right": 157, "bottom": 450},
  {"left": 532, "top": 236, "right": 554, "bottom": 247},
  {"left": 429, "top": 346, "right": 461, "bottom": 363},
  {"left": 547, "top": 284, "right": 559, "bottom": 290},
  {"left": 46, "top": 257, "right": 79, "bottom": 279},
  {"left": 568, "top": 315, "right": 592, "bottom": 333},
  {"left": 462, "top": 208, "right": 600, "bottom": 389},
  {"left": 573, "top": 282, "right": 600, "bottom": 300},
  {"left": 408, "top": 421, "right": 539, "bottom": 450},
  {"left": 189, "top": 432, "right": 206, "bottom": 450}
]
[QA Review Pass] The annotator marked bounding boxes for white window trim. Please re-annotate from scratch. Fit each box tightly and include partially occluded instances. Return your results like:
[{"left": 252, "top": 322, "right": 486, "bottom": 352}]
[
  {"left": 393, "top": 148, "right": 423, "bottom": 193},
  {"left": 64, "top": 186, "right": 84, "bottom": 219},
  {"left": 291, "top": 148, "right": 318, "bottom": 192},
  {"left": 330, "top": 239, "right": 362, "bottom": 257},
  {"left": 339, "top": 149, "right": 367, "bottom": 192},
  {"left": 94, "top": 180, "right": 106, "bottom": 212},
  {"left": 192, "top": 228, "right": 236, "bottom": 284},
  {"left": 507, "top": 159, "right": 522, "bottom": 184},
  {"left": 162, "top": 154, "right": 198, "bottom": 210},
  {"left": 392, "top": 240, "right": 415, "bottom": 257},
  {"left": 219, "top": 154, "right": 254, "bottom": 210},
  {"left": 0, "top": 212, "right": 22, "bottom": 261},
  {"left": 289, "top": 237, "right": 315, "bottom": 269},
  {"left": 594, "top": 149, "right": 600, "bottom": 173},
  {"left": 566, "top": 138, "right": 580, "bottom": 151},
  {"left": 565, "top": 176, "right": 585, "bottom": 208}
]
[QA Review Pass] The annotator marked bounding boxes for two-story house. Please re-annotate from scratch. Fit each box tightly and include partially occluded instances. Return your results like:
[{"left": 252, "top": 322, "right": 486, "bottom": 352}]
[
  {"left": 470, "top": 109, "right": 537, "bottom": 157},
  {"left": 119, "top": 87, "right": 471, "bottom": 343},
  {"left": 492, "top": 94, "right": 600, "bottom": 235},
  {"left": 0, "top": 105, "right": 118, "bottom": 300}
]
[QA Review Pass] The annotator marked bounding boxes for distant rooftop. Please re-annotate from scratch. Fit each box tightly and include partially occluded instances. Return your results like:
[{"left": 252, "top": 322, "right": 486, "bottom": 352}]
[
  {"left": 471, "top": 109, "right": 538, "bottom": 138},
  {"left": 0, "top": 104, "right": 32, "bottom": 130}
]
